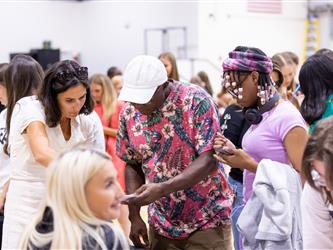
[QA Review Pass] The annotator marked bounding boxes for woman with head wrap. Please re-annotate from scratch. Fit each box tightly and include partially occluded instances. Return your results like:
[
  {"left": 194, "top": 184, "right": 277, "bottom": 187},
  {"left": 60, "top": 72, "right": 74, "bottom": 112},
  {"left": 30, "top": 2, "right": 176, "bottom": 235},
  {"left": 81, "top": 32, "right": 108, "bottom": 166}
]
[
  {"left": 214, "top": 46, "right": 308, "bottom": 249},
  {"left": 214, "top": 46, "right": 308, "bottom": 200}
]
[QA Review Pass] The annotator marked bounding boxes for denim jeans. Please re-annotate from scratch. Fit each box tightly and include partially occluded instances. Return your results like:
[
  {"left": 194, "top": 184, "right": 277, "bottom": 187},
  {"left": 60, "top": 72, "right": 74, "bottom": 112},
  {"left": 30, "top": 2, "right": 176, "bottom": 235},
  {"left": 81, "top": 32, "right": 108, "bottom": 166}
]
[{"left": 228, "top": 175, "right": 245, "bottom": 250}]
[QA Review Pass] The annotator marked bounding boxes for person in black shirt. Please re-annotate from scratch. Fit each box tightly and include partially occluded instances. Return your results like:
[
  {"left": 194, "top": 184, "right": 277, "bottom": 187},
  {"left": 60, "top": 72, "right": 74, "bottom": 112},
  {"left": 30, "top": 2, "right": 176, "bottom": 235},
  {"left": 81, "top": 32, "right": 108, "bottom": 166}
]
[{"left": 220, "top": 104, "right": 249, "bottom": 250}]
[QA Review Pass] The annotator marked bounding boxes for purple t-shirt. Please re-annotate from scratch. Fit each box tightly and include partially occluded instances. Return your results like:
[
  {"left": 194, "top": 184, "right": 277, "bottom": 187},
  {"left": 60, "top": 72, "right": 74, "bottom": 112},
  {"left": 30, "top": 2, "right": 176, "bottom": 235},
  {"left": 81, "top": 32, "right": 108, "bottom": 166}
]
[{"left": 242, "top": 101, "right": 307, "bottom": 202}]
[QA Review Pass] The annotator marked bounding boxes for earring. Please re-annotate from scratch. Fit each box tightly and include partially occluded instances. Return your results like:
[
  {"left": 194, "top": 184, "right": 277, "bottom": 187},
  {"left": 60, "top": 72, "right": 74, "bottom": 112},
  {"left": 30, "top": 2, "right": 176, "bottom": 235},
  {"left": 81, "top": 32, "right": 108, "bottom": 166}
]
[
  {"left": 257, "top": 85, "right": 266, "bottom": 105},
  {"left": 260, "top": 91, "right": 266, "bottom": 105},
  {"left": 238, "top": 87, "right": 243, "bottom": 100},
  {"left": 257, "top": 86, "right": 261, "bottom": 97},
  {"left": 225, "top": 81, "right": 230, "bottom": 88}
]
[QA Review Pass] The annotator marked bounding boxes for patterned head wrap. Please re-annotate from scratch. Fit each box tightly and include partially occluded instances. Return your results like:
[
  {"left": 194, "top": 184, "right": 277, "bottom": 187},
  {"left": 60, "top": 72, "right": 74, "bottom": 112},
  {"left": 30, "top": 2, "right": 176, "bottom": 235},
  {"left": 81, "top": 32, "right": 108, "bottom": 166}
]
[{"left": 222, "top": 50, "right": 273, "bottom": 74}]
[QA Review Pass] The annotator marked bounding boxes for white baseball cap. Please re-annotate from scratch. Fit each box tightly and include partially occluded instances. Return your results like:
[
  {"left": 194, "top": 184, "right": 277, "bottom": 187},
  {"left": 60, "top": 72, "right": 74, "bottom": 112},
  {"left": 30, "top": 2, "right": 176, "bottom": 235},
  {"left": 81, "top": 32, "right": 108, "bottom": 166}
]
[{"left": 118, "top": 55, "right": 168, "bottom": 104}]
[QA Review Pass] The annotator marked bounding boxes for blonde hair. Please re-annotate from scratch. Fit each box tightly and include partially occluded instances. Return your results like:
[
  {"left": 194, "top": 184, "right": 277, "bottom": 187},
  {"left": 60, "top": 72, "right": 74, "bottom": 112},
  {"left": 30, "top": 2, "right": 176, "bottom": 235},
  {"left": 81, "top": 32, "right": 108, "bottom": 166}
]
[
  {"left": 90, "top": 73, "right": 117, "bottom": 119},
  {"left": 19, "top": 148, "right": 128, "bottom": 250},
  {"left": 159, "top": 52, "right": 179, "bottom": 81},
  {"left": 111, "top": 75, "right": 123, "bottom": 89},
  {"left": 272, "top": 53, "right": 296, "bottom": 91}
]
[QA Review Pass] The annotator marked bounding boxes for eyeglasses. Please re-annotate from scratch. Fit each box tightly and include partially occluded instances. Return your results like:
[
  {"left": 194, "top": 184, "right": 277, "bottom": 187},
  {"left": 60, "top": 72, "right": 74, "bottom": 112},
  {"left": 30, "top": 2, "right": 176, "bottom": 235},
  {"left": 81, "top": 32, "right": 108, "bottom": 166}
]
[
  {"left": 55, "top": 66, "right": 88, "bottom": 83},
  {"left": 221, "top": 72, "right": 249, "bottom": 98}
]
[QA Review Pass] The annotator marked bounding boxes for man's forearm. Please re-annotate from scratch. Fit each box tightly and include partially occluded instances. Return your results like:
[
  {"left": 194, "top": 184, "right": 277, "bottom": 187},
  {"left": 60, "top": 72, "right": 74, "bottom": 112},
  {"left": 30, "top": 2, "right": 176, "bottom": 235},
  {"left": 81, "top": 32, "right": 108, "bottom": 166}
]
[
  {"left": 125, "top": 163, "right": 145, "bottom": 220},
  {"left": 160, "top": 150, "right": 217, "bottom": 196}
]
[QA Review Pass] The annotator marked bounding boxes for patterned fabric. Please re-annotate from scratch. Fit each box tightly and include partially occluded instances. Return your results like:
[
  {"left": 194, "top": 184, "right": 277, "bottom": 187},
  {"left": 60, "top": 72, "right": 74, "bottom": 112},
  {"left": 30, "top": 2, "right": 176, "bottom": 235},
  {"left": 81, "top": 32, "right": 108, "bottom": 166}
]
[
  {"left": 116, "top": 81, "right": 233, "bottom": 239},
  {"left": 222, "top": 50, "right": 273, "bottom": 74}
]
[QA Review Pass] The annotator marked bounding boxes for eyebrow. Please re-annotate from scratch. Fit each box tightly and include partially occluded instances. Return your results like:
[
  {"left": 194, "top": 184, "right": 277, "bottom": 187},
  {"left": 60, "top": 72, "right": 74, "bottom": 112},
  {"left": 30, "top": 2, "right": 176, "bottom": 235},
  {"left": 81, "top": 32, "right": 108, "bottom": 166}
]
[
  {"left": 104, "top": 176, "right": 116, "bottom": 183},
  {"left": 65, "top": 93, "right": 87, "bottom": 100}
]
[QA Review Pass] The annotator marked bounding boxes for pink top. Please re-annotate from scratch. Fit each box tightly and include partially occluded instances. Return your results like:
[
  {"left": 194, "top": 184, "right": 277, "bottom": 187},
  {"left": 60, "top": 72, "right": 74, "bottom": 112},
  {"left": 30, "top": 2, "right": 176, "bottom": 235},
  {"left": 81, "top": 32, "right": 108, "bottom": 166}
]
[{"left": 242, "top": 101, "right": 307, "bottom": 202}]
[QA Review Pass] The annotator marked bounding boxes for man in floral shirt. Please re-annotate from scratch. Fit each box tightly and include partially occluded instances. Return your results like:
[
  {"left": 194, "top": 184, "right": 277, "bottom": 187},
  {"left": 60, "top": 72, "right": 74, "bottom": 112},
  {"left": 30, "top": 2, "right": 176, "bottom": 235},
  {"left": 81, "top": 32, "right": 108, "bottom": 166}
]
[{"left": 117, "top": 55, "right": 233, "bottom": 250}]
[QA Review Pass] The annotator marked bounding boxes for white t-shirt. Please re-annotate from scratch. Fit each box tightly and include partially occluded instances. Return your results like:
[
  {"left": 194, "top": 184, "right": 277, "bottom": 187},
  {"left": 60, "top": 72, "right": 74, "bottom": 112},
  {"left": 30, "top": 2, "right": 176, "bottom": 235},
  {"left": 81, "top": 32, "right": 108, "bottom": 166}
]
[
  {"left": 8, "top": 96, "right": 105, "bottom": 182},
  {"left": 0, "top": 109, "right": 10, "bottom": 193},
  {"left": 302, "top": 182, "right": 333, "bottom": 249}
]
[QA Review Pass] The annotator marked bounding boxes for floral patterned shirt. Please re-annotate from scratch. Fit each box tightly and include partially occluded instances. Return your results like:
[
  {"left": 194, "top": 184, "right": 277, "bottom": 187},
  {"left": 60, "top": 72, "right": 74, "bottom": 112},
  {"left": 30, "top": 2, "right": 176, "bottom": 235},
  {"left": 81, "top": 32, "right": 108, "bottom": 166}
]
[{"left": 116, "top": 81, "right": 233, "bottom": 239}]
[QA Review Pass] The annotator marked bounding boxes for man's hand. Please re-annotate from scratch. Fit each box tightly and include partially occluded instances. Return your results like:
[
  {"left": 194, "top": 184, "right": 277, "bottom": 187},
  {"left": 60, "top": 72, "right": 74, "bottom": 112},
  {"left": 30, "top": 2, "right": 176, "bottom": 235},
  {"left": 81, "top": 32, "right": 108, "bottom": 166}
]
[
  {"left": 129, "top": 215, "right": 149, "bottom": 249},
  {"left": 122, "top": 183, "right": 164, "bottom": 206}
]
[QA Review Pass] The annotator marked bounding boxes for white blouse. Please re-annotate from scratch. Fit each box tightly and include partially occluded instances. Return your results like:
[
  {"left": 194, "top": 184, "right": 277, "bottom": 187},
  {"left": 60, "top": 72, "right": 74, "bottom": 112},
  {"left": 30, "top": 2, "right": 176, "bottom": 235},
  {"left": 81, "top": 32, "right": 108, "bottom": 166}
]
[{"left": 8, "top": 96, "right": 105, "bottom": 182}]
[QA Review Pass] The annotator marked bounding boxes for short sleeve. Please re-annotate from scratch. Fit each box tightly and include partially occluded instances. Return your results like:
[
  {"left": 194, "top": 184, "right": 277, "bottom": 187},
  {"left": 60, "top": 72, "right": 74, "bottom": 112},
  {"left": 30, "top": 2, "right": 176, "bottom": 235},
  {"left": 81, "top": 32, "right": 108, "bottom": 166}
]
[
  {"left": 116, "top": 106, "right": 142, "bottom": 164},
  {"left": 11, "top": 96, "right": 45, "bottom": 134},
  {"left": 191, "top": 94, "right": 220, "bottom": 155},
  {"left": 273, "top": 102, "right": 307, "bottom": 141},
  {"left": 80, "top": 111, "right": 105, "bottom": 152}
]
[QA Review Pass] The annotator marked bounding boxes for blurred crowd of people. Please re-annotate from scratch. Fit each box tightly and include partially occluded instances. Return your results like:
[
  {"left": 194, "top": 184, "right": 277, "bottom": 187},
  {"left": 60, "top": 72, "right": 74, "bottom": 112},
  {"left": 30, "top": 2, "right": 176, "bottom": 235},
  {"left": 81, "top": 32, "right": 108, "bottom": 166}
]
[{"left": 0, "top": 46, "right": 332, "bottom": 250}]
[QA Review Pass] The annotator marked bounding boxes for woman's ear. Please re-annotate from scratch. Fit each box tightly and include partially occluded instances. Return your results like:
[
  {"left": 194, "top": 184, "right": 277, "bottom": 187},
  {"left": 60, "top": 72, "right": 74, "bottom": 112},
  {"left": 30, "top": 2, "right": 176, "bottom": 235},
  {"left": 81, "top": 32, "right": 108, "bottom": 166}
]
[{"left": 251, "top": 71, "right": 259, "bottom": 83}]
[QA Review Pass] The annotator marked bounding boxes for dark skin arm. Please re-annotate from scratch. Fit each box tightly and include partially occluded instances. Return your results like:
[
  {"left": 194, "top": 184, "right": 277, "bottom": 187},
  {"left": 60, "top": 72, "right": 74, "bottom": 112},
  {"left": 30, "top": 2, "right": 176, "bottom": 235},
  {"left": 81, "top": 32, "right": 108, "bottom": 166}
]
[
  {"left": 124, "top": 150, "right": 217, "bottom": 206},
  {"left": 125, "top": 161, "right": 149, "bottom": 249}
]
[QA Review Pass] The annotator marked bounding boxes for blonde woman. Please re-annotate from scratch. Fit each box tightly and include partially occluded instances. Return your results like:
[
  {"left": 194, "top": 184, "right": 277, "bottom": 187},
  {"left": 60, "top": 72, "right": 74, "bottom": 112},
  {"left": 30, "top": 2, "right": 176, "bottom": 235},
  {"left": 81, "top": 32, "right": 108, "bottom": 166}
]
[
  {"left": 158, "top": 52, "right": 180, "bottom": 81},
  {"left": 89, "top": 74, "right": 126, "bottom": 190},
  {"left": 272, "top": 53, "right": 300, "bottom": 108},
  {"left": 19, "top": 148, "right": 129, "bottom": 250},
  {"left": 89, "top": 74, "right": 130, "bottom": 237},
  {"left": 111, "top": 75, "right": 124, "bottom": 97}
]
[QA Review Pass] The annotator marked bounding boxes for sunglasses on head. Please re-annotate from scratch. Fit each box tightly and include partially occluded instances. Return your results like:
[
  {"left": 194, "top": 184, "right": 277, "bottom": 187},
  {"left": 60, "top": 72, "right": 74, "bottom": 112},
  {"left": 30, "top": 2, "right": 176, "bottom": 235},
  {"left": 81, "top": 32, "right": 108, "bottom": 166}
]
[{"left": 55, "top": 66, "right": 88, "bottom": 83}]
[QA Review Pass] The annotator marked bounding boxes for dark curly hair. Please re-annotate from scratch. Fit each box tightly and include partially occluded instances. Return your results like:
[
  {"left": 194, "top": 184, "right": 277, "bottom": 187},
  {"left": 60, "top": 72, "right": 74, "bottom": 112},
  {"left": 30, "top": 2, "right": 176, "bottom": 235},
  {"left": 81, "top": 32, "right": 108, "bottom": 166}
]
[{"left": 38, "top": 60, "right": 94, "bottom": 127}]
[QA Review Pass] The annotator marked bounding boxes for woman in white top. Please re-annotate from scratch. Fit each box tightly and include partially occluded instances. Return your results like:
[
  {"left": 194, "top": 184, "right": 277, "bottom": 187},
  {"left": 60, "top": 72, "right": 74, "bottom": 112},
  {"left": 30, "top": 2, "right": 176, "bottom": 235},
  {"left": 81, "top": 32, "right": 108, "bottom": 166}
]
[
  {"left": 2, "top": 59, "right": 104, "bottom": 249},
  {"left": 301, "top": 116, "right": 333, "bottom": 249}
]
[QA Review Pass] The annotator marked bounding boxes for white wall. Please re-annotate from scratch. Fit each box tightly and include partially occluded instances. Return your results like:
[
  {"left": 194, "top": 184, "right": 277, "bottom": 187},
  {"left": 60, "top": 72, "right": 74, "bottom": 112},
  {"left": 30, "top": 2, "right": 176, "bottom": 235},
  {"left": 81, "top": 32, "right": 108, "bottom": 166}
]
[
  {"left": 318, "top": 11, "right": 333, "bottom": 50},
  {"left": 189, "top": 1, "right": 307, "bottom": 94},
  {"left": 0, "top": 0, "right": 198, "bottom": 74},
  {"left": 1, "top": 0, "right": 311, "bottom": 96}
]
